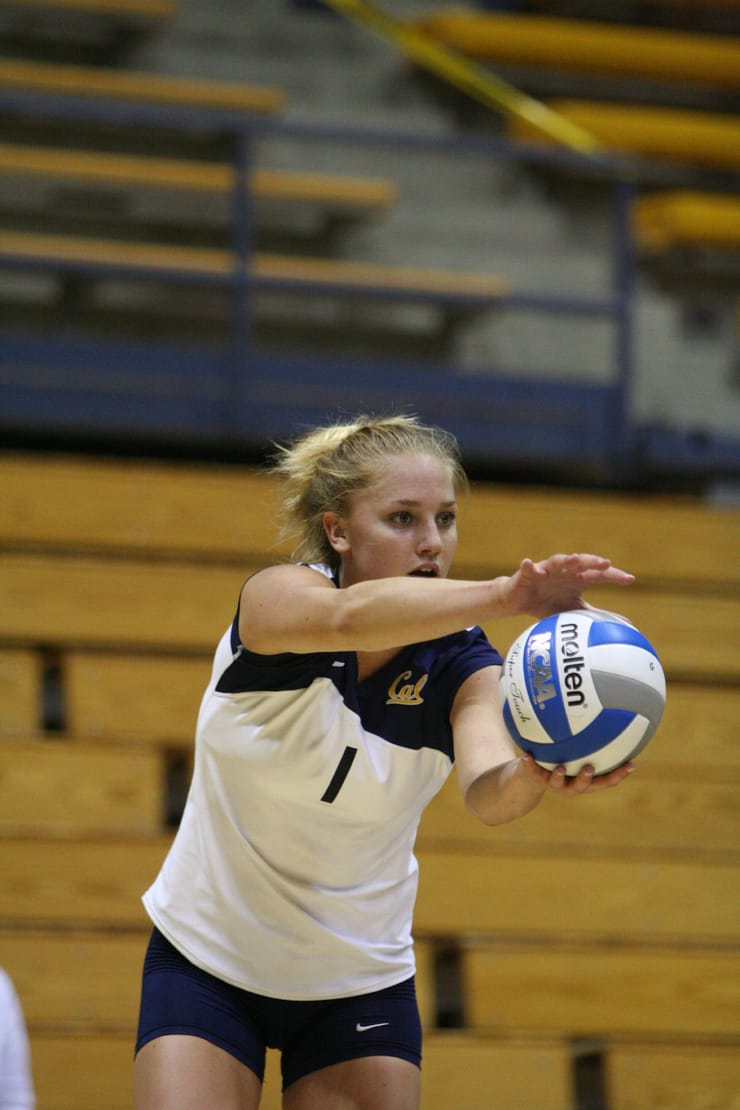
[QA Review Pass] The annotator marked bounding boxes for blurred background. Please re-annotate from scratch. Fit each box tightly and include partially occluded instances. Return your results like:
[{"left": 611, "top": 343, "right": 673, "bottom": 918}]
[{"left": 0, "top": 1, "right": 738, "bottom": 1107}]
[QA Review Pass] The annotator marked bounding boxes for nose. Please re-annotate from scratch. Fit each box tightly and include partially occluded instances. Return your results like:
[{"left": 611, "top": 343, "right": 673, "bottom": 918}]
[{"left": 417, "top": 519, "right": 442, "bottom": 556}]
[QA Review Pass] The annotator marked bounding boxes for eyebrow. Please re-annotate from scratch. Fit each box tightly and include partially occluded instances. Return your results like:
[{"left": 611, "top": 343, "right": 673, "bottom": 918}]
[{"left": 390, "top": 499, "right": 457, "bottom": 508}]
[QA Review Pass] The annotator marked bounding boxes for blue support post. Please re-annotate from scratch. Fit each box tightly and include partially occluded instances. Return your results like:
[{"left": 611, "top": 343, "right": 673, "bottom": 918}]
[
  {"left": 611, "top": 176, "right": 637, "bottom": 482},
  {"left": 230, "top": 128, "right": 253, "bottom": 430}
]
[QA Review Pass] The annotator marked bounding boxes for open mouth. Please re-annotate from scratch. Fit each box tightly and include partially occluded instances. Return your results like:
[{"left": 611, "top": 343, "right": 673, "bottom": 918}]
[{"left": 409, "top": 567, "right": 438, "bottom": 578}]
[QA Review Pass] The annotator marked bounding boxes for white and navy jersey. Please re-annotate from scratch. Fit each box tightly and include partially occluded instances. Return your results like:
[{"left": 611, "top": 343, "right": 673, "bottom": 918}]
[{"left": 143, "top": 565, "right": 502, "bottom": 1001}]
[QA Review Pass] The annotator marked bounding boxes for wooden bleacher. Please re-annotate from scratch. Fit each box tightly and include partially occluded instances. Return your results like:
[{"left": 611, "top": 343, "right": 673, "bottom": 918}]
[
  {"left": 408, "top": 9, "right": 740, "bottom": 90},
  {"left": 0, "top": 454, "right": 737, "bottom": 1109},
  {"left": 604, "top": 1043, "right": 740, "bottom": 1110},
  {"left": 0, "top": 0, "right": 178, "bottom": 61},
  {"left": 0, "top": 55, "right": 285, "bottom": 114},
  {"left": 0, "top": 229, "right": 511, "bottom": 312},
  {"left": 0, "top": 141, "right": 398, "bottom": 220},
  {"left": 508, "top": 100, "right": 740, "bottom": 172},
  {"left": 634, "top": 190, "right": 740, "bottom": 254},
  {"left": 5, "top": 0, "right": 176, "bottom": 16}
]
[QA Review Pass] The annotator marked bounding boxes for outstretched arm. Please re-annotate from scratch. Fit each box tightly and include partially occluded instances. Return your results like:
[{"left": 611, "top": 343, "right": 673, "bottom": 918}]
[{"left": 239, "top": 553, "right": 634, "bottom": 656}]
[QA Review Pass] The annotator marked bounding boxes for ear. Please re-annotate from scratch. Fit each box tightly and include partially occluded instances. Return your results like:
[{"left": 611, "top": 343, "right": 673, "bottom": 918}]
[{"left": 323, "top": 512, "right": 350, "bottom": 553}]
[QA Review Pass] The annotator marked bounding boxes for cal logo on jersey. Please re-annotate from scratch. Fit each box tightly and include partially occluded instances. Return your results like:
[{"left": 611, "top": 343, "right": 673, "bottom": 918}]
[{"left": 386, "top": 670, "right": 429, "bottom": 706}]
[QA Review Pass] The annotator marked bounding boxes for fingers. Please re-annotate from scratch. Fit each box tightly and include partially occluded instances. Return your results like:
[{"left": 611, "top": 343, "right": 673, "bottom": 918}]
[
  {"left": 529, "top": 553, "right": 635, "bottom": 585},
  {"left": 544, "top": 761, "right": 635, "bottom": 795},
  {"left": 546, "top": 764, "right": 594, "bottom": 795},
  {"left": 521, "top": 754, "right": 635, "bottom": 794}
]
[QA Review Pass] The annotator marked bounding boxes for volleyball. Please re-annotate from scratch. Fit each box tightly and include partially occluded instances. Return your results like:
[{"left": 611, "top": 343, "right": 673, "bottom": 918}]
[{"left": 499, "top": 609, "right": 666, "bottom": 776}]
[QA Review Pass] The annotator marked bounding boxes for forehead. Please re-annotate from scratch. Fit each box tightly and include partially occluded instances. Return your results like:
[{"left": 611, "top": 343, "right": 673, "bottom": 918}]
[{"left": 357, "top": 452, "right": 456, "bottom": 503}]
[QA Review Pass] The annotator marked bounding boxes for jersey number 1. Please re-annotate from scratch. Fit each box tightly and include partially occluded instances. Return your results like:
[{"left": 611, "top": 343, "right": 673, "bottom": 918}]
[{"left": 321, "top": 746, "right": 357, "bottom": 803}]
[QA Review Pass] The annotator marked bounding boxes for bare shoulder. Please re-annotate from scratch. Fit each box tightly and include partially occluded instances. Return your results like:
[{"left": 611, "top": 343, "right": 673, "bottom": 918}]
[
  {"left": 238, "top": 563, "right": 339, "bottom": 653},
  {"left": 241, "top": 562, "right": 335, "bottom": 602}
]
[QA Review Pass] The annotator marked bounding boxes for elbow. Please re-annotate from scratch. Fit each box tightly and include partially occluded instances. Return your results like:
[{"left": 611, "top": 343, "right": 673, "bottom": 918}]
[
  {"left": 463, "top": 764, "right": 541, "bottom": 827},
  {"left": 463, "top": 777, "right": 509, "bottom": 827}
]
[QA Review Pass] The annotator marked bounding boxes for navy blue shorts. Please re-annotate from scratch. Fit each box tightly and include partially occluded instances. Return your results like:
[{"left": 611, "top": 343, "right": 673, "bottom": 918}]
[{"left": 135, "top": 928, "right": 422, "bottom": 1091}]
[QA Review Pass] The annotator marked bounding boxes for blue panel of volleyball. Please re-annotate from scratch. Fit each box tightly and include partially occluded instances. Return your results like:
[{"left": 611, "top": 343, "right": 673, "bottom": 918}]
[{"left": 499, "top": 609, "right": 666, "bottom": 775}]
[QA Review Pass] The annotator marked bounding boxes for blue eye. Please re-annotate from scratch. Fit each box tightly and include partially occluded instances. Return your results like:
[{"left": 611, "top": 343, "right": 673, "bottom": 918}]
[{"left": 438, "top": 512, "right": 456, "bottom": 528}]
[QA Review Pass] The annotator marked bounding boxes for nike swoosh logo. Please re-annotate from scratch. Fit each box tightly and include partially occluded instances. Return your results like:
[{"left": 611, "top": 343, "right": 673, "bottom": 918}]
[{"left": 356, "top": 1021, "right": 390, "bottom": 1032}]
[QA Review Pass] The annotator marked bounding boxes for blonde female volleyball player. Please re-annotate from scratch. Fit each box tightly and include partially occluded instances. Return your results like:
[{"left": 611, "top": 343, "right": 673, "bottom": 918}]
[{"left": 134, "top": 414, "right": 635, "bottom": 1110}]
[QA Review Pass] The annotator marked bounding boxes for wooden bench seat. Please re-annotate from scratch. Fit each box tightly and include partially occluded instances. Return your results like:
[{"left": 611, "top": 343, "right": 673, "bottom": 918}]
[
  {"left": 0, "top": 648, "right": 38, "bottom": 738},
  {"left": 0, "top": 141, "right": 399, "bottom": 217},
  {"left": 0, "top": 56, "right": 285, "bottom": 114},
  {"left": 463, "top": 943, "right": 740, "bottom": 1038},
  {"left": 0, "top": 552, "right": 736, "bottom": 675},
  {"left": 508, "top": 101, "right": 740, "bottom": 171},
  {"left": 635, "top": 190, "right": 740, "bottom": 253},
  {"left": 419, "top": 773, "right": 739, "bottom": 861},
  {"left": 1, "top": 454, "right": 737, "bottom": 587},
  {"left": 0, "top": 740, "right": 163, "bottom": 836},
  {"left": 0, "top": 837, "right": 169, "bottom": 927},
  {"left": 420, "top": 1033, "right": 573, "bottom": 1110},
  {"left": 5, "top": 0, "right": 176, "bottom": 18},
  {"left": 58, "top": 652, "right": 738, "bottom": 767},
  {"left": 1, "top": 836, "right": 733, "bottom": 941},
  {"left": 64, "top": 651, "right": 209, "bottom": 743},
  {"left": 605, "top": 1041, "right": 740, "bottom": 1109},
  {"left": 18, "top": 987, "right": 539, "bottom": 1110},
  {"left": 0, "top": 229, "right": 510, "bottom": 307},
  {"left": 415, "top": 849, "right": 737, "bottom": 943},
  {"left": 409, "top": 10, "right": 740, "bottom": 89},
  {"left": 480, "top": 585, "right": 738, "bottom": 682},
  {"left": 0, "top": 930, "right": 145, "bottom": 1031},
  {"left": 16, "top": 994, "right": 572, "bottom": 1110}
]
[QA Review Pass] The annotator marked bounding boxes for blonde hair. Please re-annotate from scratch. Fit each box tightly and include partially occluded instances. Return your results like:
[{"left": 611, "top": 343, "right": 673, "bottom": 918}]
[{"left": 272, "top": 414, "right": 468, "bottom": 569}]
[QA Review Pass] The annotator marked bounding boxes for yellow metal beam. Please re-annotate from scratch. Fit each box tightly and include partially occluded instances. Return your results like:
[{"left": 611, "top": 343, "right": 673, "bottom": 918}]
[{"left": 320, "top": 0, "right": 603, "bottom": 156}]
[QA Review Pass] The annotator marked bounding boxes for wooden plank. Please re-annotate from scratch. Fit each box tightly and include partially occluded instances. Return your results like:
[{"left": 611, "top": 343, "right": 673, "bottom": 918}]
[
  {"left": 0, "top": 741, "right": 163, "bottom": 836},
  {"left": 413, "top": 938, "right": 437, "bottom": 1030},
  {"left": 0, "top": 932, "right": 145, "bottom": 1030},
  {"left": 411, "top": 11, "right": 740, "bottom": 89},
  {"left": 0, "top": 142, "right": 398, "bottom": 212},
  {"left": 1, "top": 454, "right": 736, "bottom": 587},
  {"left": 0, "top": 552, "right": 247, "bottom": 651},
  {"left": 6, "top": 936, "right": 488, "bottom": 1107},
  {"left": 0, "top": 453, "right": 285, "bottom": 558},
  {"left": 464, "top": 945, "right": 740, "bottom": 1038},
  {"left": 414, "top": 851, "right": 738, "bottom": 944},
  {"left": 0, "top": 57, "right": 285, "bottom": 114},
  {"left": 66, "top": 655, "right": 740, "bottom": 780},
  {"left": 643, "top": 682, "right": 740, "bottom": 773},
  {"left": 481, "top": 586, "right": 740, "bottom": 681},
  {"left": 5, "top": 838, "right": 734, "bottom": 945},
  {"left": 28, "top": 1033, "right": 135, "bottom": 1110},
  {"left": 419, "top": 773, "right": 740, "bottom": 861},
  {"left": 0, "top": 838, "right": 169, "bottom": 927},
  {"left": 0, "top": 229, "right": 510, "bottom": 302},
  {"left": 1, "top": 553, "right": 736, "bottom": 678},
  {"left": 66, "top": 651, "right": 209, "bottom": 742},
  {"left": 6, "top": 0, "right": 176, "bottom": 18},
  {"left": 635, "top": 191, "right": 740, "bottom": 253},
  {"left": 456, "top": 482, "right": 740, "bottom": 587},
  {"left": 420, "top": 1033, "right": 573, "bottom": 1110},
  {"left": 0, "top": 647, "right": 38, "bottom": 738},
  {"left": 509, "top": 102, "right": 740, "bottom": 170},
  {"left": 605, "top": 1041, "right": 740, "bottom": 1110},
  {"left": 25, "top": 1030, "right": 576, "bottom": 1110}
]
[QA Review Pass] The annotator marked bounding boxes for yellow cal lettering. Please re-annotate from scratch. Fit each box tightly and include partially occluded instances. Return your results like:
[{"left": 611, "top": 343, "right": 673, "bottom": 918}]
[{"left": 386, "top": 671, "right": 428, "bottom": 706}]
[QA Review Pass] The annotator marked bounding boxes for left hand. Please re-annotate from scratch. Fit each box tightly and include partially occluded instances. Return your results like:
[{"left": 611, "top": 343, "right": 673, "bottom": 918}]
[
  {"left": 521, "top": 752, "right": 635, "bottom": 795},
  {"left": 502, "top": 552, "right": 635, "bottom": 620}
]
